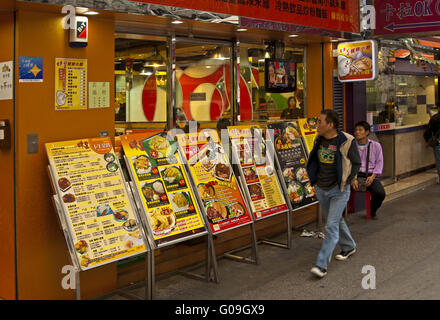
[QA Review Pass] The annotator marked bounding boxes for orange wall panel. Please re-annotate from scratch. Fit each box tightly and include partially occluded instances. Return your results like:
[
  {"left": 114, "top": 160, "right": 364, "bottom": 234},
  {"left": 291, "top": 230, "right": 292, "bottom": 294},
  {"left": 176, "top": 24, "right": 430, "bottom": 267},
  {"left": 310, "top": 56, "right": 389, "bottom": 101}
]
[
  {"left": 0, "top": 10, "right": 16, "bottom": 301},
  {"left": 15, "top": 9, "right": 117, "bottom": 299}
]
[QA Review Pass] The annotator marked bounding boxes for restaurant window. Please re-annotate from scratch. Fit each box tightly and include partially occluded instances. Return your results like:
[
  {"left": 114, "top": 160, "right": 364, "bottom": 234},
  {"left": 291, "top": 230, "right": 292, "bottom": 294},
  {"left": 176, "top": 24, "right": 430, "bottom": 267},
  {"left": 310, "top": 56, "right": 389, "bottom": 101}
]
[
  {"left": 366, "top": 46, "right": 438, "bottom": 126},
  {"left": 174, "top": 39, "right": 233, "bottom": 125},
  {"left": 240, "top": 43, "right": 305, "bottom": 121},
  {"left": 114, "top": 36, "right": 168, "bottom": 124}
]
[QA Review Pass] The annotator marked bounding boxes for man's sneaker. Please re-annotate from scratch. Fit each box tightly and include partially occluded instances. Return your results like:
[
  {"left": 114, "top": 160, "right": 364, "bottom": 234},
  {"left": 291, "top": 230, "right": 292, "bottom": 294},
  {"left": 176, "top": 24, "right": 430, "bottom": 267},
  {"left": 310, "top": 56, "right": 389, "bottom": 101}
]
[
  {"left": 335, "top": 248, "right": 356, "bottom": 261},
  {"left": 310, "top": 266, "right": 327, "bottom": 278}
]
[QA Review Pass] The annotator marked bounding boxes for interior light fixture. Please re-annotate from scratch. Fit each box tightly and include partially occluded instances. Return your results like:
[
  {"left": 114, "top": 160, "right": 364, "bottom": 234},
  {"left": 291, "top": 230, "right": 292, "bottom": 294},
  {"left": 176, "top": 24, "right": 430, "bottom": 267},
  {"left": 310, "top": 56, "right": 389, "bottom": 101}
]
[
  {"left": 237, "top": 28, "right": 247, "bottom": 32},
  {"left": 288, "top": 34, "right": 299, "bottom": 38},
  {"left": 83, "top": 11, "right": 99, "bottom": 15},
  {"left": 172, "top": 20, "right": 183, "bottom": 24}
]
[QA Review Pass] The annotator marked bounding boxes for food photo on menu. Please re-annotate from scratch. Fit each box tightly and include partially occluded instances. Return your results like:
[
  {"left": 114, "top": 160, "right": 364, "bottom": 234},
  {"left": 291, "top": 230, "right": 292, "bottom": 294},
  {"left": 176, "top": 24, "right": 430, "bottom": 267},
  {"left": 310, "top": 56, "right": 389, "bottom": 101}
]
[
  {"left": 147, "top": 207, "right": 176, "bottom": 237},
  {"left": 141, "top": 180, "right": 169, "bottom": 207}
]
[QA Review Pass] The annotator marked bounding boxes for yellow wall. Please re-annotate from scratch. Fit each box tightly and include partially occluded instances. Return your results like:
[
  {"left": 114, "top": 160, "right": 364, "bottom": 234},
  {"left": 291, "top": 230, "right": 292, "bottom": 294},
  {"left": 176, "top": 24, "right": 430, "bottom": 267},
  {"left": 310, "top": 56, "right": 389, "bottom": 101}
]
[
  {"left": 0, "top": 9, "right": 16, "bottom": 301},
  {"left": 15, "top": 8, "right": 117, "bottom": 299},
  {"left": 306, "top": 42, "right": 335, "bottom": 117}
]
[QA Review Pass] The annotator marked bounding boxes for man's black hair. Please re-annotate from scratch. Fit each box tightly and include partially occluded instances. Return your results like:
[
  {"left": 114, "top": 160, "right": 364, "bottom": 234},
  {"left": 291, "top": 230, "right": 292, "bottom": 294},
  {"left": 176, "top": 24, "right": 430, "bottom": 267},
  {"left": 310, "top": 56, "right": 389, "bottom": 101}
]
[
  {"left": 354, "top": 121, "right": 371, "bottom": 132},
  {"left": 321, "top": 109, "right": 339, "bottom": 130}
]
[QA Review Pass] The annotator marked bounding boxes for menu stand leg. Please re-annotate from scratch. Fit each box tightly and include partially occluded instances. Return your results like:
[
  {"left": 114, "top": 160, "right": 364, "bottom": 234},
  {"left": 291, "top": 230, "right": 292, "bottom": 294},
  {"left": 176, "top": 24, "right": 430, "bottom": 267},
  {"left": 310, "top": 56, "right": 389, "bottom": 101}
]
[
  {"left": 75, "top": 268, "right": 81, "bottom": 300},
  {"left": 146, "top": 250, "right": 152, "bottom": 300},
  {"left": 223, "top": 223, "right": 259, "bottom": 265},
  {"left": 151, "top": 250, "right": 156, "bottom": 300},
  {"left": 259, "top": 210, "right": 292, "bottom": 249},
  {"left": 208, "top": 233, "right": 219, "bottom": 283}
]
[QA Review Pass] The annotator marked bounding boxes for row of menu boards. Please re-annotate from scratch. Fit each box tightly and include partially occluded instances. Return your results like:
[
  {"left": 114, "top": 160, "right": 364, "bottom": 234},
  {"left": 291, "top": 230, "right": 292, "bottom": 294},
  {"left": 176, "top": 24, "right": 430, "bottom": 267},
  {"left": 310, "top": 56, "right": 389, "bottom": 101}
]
[{"left": 46, "top": 121, "right": 318, "bottom": 272}]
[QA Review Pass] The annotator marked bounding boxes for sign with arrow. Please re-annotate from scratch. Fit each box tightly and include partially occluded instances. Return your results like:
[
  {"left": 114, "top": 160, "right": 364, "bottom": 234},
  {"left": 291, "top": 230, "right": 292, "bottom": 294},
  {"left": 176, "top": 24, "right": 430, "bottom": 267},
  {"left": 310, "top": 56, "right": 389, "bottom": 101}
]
[{"left": 375, "top": 0, "right": 440, "bottom": 35}]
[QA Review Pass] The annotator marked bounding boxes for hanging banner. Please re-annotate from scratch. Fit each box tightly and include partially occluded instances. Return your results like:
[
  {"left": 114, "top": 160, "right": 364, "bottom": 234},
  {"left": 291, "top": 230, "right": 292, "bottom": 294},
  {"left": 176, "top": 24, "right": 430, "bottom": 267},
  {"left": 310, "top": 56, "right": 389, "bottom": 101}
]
[
  {"left": 227, "top": 125, "right": 288, "bottom": 220},
  {"left": 298, "top": 118, "right": 318, "bottom": 155},
  {"left": 120, "top": 131, "right": 207, "bottom": 247},
  {"left": 130, "top": 0, "right": 359, "bottom": 33},
  {"left": 375, "top": 0, "right": 440, "bottom": 35},
  {"left": 55, "top": 58, "right": 87, "bottom": 110},
  {"left": 337, "top": 40, "right": 377, "bottom": 82},
  {"left": 176, "top": 129, "right": 253, "bottom": 234},
  {"left": 268, "top": 121, "right": 317, "bottom": 210},
  {"left": 46, "top": 137, "right": 147, "bottom": 271}
]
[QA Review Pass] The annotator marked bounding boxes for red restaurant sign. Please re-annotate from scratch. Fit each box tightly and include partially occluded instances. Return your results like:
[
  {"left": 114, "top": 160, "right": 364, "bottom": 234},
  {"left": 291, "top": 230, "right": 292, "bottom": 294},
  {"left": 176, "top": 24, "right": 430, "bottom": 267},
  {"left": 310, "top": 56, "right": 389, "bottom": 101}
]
[
  {"left": 375, "top": 0, "right": 440, "bottom": 35},
  {"left": 131, "top": 0, "right": 359, "bottom": 33}
]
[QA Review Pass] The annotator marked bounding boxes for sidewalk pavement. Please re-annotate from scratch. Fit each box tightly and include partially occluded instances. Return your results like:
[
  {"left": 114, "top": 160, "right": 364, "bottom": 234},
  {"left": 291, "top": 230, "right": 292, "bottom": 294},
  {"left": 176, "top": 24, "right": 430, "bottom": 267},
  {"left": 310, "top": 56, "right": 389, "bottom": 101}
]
[{"left": 102, "top": 170, "right": 440, "bottom": 300}]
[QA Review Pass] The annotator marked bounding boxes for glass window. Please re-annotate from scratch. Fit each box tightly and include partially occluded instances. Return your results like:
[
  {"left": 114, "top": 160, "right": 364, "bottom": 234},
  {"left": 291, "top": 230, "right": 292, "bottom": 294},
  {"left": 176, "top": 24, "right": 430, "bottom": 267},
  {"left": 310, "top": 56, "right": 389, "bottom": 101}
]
[
  {"left": 174, "top": 40, "right": 232, "bottom": 125},
  {"left": 240, "top": 44, "right": 306, "bottom": 121},
  {"left": 114, "top": 37, "right": 168, "bottom": 123}
]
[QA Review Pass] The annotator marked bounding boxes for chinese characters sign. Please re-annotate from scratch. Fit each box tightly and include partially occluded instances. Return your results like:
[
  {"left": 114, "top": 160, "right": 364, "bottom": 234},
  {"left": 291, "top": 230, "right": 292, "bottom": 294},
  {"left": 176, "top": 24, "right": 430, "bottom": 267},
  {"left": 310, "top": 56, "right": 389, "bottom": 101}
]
[
  {"left": 337, "top": 40, "right": 377, "bottom": 82},
  {"left": 131, "top": 0, "right": 359, "bottom": 33},
  {"left": 375, "top": 0, "right": 440, "bottom": 35},
  {"left": 46, "top": 137, "right": 147, "bottom": 271},
  {"left": 55, "top": 58, "right": 87, "bottom": 110},
  {"left": 0, "top": 61, "right": 13, "bottom": 100}
]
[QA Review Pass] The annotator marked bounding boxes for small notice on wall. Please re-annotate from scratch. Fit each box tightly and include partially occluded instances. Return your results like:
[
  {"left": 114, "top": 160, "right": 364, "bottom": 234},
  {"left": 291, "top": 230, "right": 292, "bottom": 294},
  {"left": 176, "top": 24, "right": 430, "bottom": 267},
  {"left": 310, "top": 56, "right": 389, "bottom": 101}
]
[
  {"left": 0, "top": 61, "right": 13, "bottom": 100},
  {"left": 89, "top": 82, "right": 110, "bottom": 109},
  {"left": 19, "top": 56, "right": 43, "bottom": 83},
  {"left": 55, "top": 58, "right": 87, "bottom": 111}
]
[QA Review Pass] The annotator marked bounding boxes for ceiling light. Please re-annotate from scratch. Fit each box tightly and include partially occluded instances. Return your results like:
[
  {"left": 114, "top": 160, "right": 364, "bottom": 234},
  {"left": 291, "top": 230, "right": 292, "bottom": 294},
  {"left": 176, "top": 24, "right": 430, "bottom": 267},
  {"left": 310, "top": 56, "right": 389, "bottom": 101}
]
[
  {"left": 83, "top": 11, "right": 99, "bottom": 15},
  {"left": 237, "top": 28, "right": 247, "bottom": 32},
  {"left": 330, "top": 39, "right": 339, "bottom": 42},
  {"left": 288, "top": 34, "right": 299, "bottom": 38},
  {"left": 172, "top": 20, "right": 183, "bottom": 24}
]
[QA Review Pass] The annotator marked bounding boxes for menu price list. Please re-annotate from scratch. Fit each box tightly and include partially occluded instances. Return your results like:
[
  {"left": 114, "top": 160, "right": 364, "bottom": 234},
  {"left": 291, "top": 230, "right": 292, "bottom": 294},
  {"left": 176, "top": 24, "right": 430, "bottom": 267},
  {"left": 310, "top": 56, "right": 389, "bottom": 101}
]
[{"left": 46, "top": 137, "right": 147, "bottom": 271}]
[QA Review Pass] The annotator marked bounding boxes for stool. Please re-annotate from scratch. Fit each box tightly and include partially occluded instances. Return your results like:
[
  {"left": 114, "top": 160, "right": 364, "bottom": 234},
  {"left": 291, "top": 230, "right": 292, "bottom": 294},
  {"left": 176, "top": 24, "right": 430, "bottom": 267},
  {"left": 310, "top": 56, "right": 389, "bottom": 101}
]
[{"left": 346, "top": 190, "right": 372, "bottom": 220}]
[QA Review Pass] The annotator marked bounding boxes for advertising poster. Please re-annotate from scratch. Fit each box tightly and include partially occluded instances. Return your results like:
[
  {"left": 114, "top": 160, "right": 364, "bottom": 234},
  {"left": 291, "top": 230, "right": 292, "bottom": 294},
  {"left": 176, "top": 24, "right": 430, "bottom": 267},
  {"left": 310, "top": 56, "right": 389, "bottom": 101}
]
[
  {"left": 337, "top": 40, "right": 377, "bottom": 82},
  {"left": 298, "top": 118, "right": 318, "bottom": 155},
  {"left": 227, "top": 125, "right": 288, "bottom": 220},
  {"left": 120, "top": 131, "right": 206, "bottom": 247},
  {"left": 46, "top": 137, "right": 147, "bottom": 271},
  {"left": 19, "top": 56, "right": 43, "bottom": 83},
  {"left": 55, "top": 58, "right": 87, "bottom": 110},
  {"left": 268, "top": 122, "right": 317, "bottom": 210},
  {"left": 176, "top": 129, "right": 253, "bottom": 234}
]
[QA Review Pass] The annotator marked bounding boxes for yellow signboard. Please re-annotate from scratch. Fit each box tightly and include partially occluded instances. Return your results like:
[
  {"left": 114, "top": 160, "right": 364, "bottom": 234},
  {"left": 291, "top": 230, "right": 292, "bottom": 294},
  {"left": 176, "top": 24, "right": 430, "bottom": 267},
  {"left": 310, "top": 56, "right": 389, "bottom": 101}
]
[
  {"left": 46, "top": 137, "right": 147, "bottom": 271},
  {"left": 298, "top": 118, "right": 318, "bottom": 155},
  {"left": 120, "top": 131, "right": 206, "bottom": 247},
  {"left": 55, "top": 58, "right": 87, "bottom": 110}
]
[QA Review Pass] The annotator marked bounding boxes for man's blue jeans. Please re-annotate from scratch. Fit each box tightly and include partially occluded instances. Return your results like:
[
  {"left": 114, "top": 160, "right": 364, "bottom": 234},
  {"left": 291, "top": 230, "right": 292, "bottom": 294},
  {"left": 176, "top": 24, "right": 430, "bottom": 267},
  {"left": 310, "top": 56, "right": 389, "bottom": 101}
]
[
  {"left": 315, "top": 184, "right": 356, "bottom": 270},
  {"left": 433, "top": 146, "right": 440, "bottom": 180}
]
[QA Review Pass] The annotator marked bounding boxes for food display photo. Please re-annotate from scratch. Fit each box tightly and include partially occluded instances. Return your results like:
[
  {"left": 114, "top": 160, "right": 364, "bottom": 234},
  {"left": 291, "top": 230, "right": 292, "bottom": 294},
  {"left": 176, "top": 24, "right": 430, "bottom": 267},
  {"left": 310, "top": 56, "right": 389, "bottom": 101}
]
[
  {"left": 120, "top": 131, "right": 207, "bottom": 247},
  {"left": 227, "top": 125, "right": 288, "bottom": 220},
  {"left": 46, "top": 137, "right": 147, "bottom": 271},
  {"left": 176, "top": 130, "right": 253, "bottom": 234},
  {"left": 268, "top": 122, "right": 318, "bottom": 210}
]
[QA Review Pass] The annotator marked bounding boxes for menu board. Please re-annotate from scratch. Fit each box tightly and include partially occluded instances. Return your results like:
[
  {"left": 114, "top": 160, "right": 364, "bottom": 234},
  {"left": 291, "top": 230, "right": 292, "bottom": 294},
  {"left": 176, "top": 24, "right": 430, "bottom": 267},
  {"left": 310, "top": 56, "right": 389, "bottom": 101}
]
[
  {"left": 298, "top": 118, "right": 318, "bottom": 155},
  {"left": 120, "top": 131, "right": 206, "bottom": 247},
  {"left": 55, "top": 58, "right": 87, "bottom": 110},
  {"left": 268, "top": 122, "right": 318, "bottom": 210},
  {"left": 227, "top": 125, "right": 288, "bottom": 220},
  {"left": 46, "top": 137, "right": 147, "bottom": 271},
  {"left": 176, "top": 129, "right": 253, "bottom": 234}
]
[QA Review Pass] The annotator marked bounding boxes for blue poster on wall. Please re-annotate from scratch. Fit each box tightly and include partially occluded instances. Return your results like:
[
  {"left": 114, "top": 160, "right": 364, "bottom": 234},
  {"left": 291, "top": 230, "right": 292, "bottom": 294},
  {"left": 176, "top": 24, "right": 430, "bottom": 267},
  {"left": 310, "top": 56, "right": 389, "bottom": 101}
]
[{"left": 19, "top": 56, "right": 43, "bottom": 82}]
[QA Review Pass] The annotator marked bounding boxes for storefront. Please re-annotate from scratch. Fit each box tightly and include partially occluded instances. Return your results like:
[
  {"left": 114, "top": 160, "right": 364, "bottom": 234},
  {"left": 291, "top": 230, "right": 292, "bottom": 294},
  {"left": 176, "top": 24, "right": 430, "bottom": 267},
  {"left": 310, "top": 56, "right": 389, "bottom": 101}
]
[{"left": 0, "top": 0, "right": 360, "bottom": 299}]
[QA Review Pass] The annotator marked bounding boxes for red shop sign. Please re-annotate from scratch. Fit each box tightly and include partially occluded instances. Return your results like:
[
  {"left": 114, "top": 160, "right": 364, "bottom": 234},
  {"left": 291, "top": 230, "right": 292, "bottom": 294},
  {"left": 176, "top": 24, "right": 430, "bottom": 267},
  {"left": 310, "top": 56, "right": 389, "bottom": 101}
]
[
  {"left": 375, "top": 0, "right": 440, "bottom": 35},
  {"left": 130, "top": 0, "right": 359, "bottom": 33}
]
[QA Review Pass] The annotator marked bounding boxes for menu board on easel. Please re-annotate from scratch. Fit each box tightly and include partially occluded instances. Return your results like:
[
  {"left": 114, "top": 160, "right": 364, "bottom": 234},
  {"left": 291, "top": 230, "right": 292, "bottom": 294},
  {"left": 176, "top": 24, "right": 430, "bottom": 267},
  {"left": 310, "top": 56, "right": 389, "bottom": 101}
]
[
  {"left": 227, "top": 125, "right": 288, "bottom": 220},
  {"left": 176, "top": 130, "right": 253, "bottom": 234},
  {"left": 298, "top": 118, "right": 318, "bottom": 155},
  {"left": 267, "top": 122, "right": 318, "bottom": 210},
  {"left": 120, "top": 131, "right": 207, "bottom": 248},
  {"left": 46, "top": 137, "right": 148, "bottom": 271}
]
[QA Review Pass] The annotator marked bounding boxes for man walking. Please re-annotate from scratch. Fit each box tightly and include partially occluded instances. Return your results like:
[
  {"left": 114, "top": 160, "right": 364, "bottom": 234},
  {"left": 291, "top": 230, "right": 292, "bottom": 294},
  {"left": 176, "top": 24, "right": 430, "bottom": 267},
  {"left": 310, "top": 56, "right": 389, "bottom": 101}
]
[{"left": 306, "top": 110, "right": 361, "bottom": 278}]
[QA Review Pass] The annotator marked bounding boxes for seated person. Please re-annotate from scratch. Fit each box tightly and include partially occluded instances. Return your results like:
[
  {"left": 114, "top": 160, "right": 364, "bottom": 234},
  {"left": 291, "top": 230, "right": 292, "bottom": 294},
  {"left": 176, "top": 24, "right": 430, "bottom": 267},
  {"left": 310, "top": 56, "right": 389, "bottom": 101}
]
[{"left": 351, "top": 121, "right": 386, "bottom": 219}]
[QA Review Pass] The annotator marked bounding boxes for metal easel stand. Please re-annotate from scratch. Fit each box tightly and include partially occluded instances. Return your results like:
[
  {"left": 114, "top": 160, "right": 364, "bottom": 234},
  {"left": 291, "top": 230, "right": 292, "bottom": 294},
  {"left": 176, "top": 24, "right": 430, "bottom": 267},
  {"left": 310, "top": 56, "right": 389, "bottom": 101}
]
[
  {"left": 258, "top": 209, "right": 292, "bottom": 249},
  {"left": 222, "top": 222, "right": 259, "bottom": 265}
]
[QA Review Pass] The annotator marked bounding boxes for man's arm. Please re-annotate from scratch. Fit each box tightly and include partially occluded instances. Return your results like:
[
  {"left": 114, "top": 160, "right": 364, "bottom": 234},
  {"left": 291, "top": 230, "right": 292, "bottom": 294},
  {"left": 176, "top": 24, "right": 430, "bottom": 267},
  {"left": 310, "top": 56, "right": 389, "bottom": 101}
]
[{"left": 347, "top": 139, "right": 361, "bottom": 184}]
